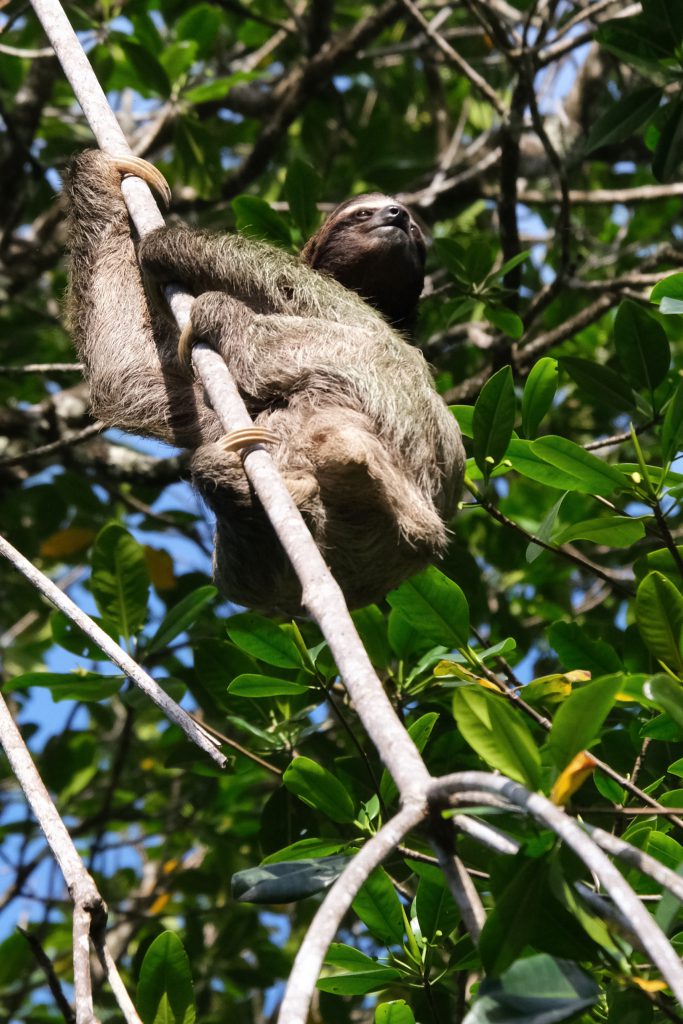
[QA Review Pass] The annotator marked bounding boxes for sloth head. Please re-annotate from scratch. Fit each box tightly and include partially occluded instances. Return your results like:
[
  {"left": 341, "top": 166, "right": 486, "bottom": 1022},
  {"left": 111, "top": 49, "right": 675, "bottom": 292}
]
[{"left": 301, "top": 194, "right": 427, "bottom": 333}]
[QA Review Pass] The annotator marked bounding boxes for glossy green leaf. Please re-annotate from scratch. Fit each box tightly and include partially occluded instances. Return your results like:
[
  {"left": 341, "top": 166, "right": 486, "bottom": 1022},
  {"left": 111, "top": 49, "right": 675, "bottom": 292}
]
[
  {"left": 232, "top": 855, "right": 349, "bottom": 903},
  {"left": 648, "top": 673, "right": 683, "bottom": 731},
  {"left": 9, "top": 671, "right": 122, "bottom": 702},
  {"left": 352, "top": 868, "right": 404, "bottom": 946},
  {"left": 614, "top": 300, "right": 670, "bottom": 393},
  {"left": 662, "top": 379, "right": 683, "bottom": 463},
  {"left": 505, "top": 439, "right": 584, "bottom": 490},
  {"left": 484, "top": 305, "right": 523, "bottom": 339},
  {"left": 522, "top": 357, "right": 558, "bottom": 438},
  {"left": 232, "top": 196, "right": 292, "bottom": 248},
  {"left": 526, "top": 494, "right": 566, "bottom": 564},
  {"left": 555, "top": 516, "right": 645, "bottom": 547},
  {"left": 651, "top": 271, "right": 683, "bottom": 305},
  {"left": 0, "top": 933, "right": 30, "bottom": 987},
  {"left": 227, "top": 674, "right": 310, "bottom": 697},
  {"left": 90, "top": 523, "right": 149, "bottom": 640},
  {"left": 352, "top": 604, "right": 390, "bottom": 668},
  {"left": 386, "top": 567, "right": 469, "bottom": 648},
  {"left": 137, "top": 932, "right": 195, "bottom": 1024},
  {"left": 585, "top": 86, "right": 662, "bottom": 153},
  {"left": 636, "top": 571, "right": 683, "bottom": 672},
  {"left": 451, "top": 404, "right": 474, "bottom": 438},
  {"left": 560, "top": 356, "right": 636, "bottom": 411},
  {"left": 549, "top": 620, "right": 622, "bottom": 678},
  {"left": 452, "top": 686, "right": 541, "bottom": 788},
  {"left": 375, "top": 1001, "right": 416, "bottom": 1024},
  {"left": 283, "top": 756, "right": 357, "bottom": 823},
  {"left": 653, "top": 97, "right": 683, "bottom": 183},
  {"left": 380, "top": 712, "right": 439, "bottom": 806},
  {"left": 318, "top": 944, "right": 402, "bottom": 995},
  {"left": 414, "top": 871, "right": 459, "bottom": 942},
  {"left": 547, "top": 675, "right": 623, "bottom": 769},
  {"left": 464, "top": 954, "right": 599, "bottom": 1024},
  {"left": 531, "top": 436, "right": 626, "bottom": 496},
  {"left": 473, "top": 365, "right": 516, "bottom": 478},
  {"left": 147, "top": 585, "right": 217, "bottom": 654},
  {"left": 284, "top": 159, "right": 321, "bottom": 238},
  {"left": 226, "top": 612, "right": 304, "bottom": 668},
  {"left": 117, "top": 39, "right": 171, "bottom": 97}
]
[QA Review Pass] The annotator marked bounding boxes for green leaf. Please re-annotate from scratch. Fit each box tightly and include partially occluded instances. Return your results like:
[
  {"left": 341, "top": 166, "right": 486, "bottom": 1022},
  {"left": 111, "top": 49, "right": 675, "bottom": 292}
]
[
  {"left": 473, "top": 366, "right": 516, "bottom": 478},
  {"left": 522, "top": 357, "right": 558, "bottom": 438},
  {"left": 648, "top": 673, "right": 683, "bottom": 730},
  {"left": 450, "top": 404, "right": 474, "bottom": 438},
  {"left": 651, "top": 271, "right": 683, "bottom": 306},
  {"left": 9, "top": 671, "right": 123, "bottom": 702},
  {"left": 479, "top": 857, "right": 545, "bottom": 975},
  {"left": 0, "top": 933, "right": 30, "bottom": 987},
  {"left": 90, "top": 523, "right": 149, "bottom": 640},
  {"left": 147, "top": 585, "right": 217, "bottom": 654},
  {"left": 318, "top": 944, "right": 401, "bottom": 995},
  {"left": 380, "top": 713, "right": 439, "bottom": 806},
  {"left": 548, "top": 620, "right": 622, "bottom": 678},
  {"left": 547, "top": 675, "right": 623, "bottom": 769},
  {"left": 585, "top": 86, "right": 662, "bottom": 152},
  {"left": 560, "top": 356, "right": 636, "bottom": 411},
  {"left": 116, "top": 39, "right": 171, "bottom": 97},
  {"left": 184, "top": 72, "right": 257, "bottom": 103},
  {"left": 376, "top": 1001, "right": 416, "bottom": 1024},
  {"left": 284, "top": 159, "right": 321, "bottom": 238},
  {"left": 636, "top": 571, "right": 683, "bottom": 672},
  {"left": 352, "top": 868, "right": 404, "bottom": 946},
  {"left": 232, "top": 196, "right": 292, "bottom": 248},
  {"left": 414, "top": 871, "right": 459, "bottom": 942},
  {"left": 531, "top": 436, "right": 626, "bottom": 496},
  {"left": 137, "top": 932, "right": 195, "bottom": 1024},
  {"left": 526, "top": 494, "right": 566, "bottom": 564},
  {"left": 635, "top": 546, "right": 683, "bottom": 590},
  {"left": 226, "top": 612, "right": 304, "bottom": 668},
  {"left": 464, "top": 954, "right": 599, "bottom": 1024},
  {"left": 232, "top": 855, "right": 349, "bottom": 903},
  {"left": 614, "top": 300, "right": 670, "bottom": 393},
  {"left": 452, "top": 686, "right": 541, "bottom": 788},
  {"left": 555, "top": 516, "right": 646, "bottom": 547},
  {"left": 176, "top": 3, "right": 223, "bottom": 53},
  {"left": 351, "top": 604, "right": 390, "bottom": 668},
  {"left": 653, "top": 97, "right": 683, "bottom": 183},
  {"left": 484, "top": 304, "right": 523, "bottom": 339},
  {"left": 505, "top": 439, "right": 584, "bottom": 490},
  {"left": 283, "top": 756, "right": 357, "bottom": 823},
  {"left": 662, "top": 379, "right": 683, "bottom": 463},
  {"left": 228, "top": 674, "right": 311, "bottom": 697},
  {"left": 386, "top": 567, "right": 469, "bottom": 648}
]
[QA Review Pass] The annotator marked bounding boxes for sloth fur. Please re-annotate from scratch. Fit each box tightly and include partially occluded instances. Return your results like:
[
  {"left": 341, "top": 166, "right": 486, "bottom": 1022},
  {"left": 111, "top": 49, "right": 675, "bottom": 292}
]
[{"left": 64, "top": 151, "right": 464, "bottom": 613}]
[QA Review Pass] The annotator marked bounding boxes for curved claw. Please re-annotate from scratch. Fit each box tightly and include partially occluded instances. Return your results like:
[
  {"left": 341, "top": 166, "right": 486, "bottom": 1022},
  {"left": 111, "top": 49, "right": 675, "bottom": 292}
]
[
  {"left": 177, "top": 321, "right": 194, "bottom": 367},
  {"left": 111, "top": 154, "right": 172, "bottom": 207},
  {"left": 221, "top": 428, "right": 279, "bottom": 453}
]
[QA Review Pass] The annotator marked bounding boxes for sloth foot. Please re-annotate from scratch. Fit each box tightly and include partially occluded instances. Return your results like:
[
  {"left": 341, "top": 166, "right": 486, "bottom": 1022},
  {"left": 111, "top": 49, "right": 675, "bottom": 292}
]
[
  {"left": 110, "top": 154, "right": 171, "bottom": 207},
  {"left": 221, "top": 427, "right": 278, "bottom": 453}
]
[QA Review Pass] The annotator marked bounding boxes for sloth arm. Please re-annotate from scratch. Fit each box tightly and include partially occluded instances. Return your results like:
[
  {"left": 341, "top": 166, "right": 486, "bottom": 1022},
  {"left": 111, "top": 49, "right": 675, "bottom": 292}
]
[{"left": 65, "top": 150, "right": 222, "bottom": 449}]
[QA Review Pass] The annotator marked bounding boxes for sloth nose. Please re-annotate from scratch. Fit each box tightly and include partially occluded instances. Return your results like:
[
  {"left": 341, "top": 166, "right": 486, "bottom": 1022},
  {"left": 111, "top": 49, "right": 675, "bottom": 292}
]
[{"left": 381, "top": 205, "right": 410, "bottom": 231}]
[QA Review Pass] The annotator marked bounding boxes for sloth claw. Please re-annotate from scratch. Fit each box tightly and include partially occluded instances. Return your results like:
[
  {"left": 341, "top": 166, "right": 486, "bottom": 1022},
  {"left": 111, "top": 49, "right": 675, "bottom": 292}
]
[
  {"left": 221, "top": 428, "right": 278, "bottom": 453},
  {"left": 177, "top": 321, "right": 194, "bottom": 367},
  {"left": 111, "top": 154, "right": 172, "bottom": 207}
]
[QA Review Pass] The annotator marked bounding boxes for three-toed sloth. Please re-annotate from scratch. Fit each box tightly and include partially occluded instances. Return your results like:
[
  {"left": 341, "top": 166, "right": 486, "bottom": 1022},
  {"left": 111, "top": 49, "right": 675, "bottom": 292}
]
[{"left": 64, "top": 150, "right": 464, "bottom": 614}]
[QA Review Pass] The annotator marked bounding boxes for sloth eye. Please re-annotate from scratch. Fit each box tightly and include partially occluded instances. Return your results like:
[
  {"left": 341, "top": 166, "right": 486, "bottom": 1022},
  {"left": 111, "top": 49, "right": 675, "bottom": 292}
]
[{"left": 354, "top": 209, "right": 372, "bottom": 220}]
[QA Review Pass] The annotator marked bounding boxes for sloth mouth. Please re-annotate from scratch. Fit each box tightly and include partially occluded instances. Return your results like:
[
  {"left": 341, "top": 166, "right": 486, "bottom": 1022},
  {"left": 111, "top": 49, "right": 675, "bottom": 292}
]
[{"left": 372, "top": 223, "right": 411, "bottom": 240}]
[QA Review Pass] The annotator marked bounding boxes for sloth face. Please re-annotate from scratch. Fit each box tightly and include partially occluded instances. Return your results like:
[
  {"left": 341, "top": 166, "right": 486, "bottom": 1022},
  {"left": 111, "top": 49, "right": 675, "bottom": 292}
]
[{"left": 303, "top": 194, "right": 427, "bottom": 331}]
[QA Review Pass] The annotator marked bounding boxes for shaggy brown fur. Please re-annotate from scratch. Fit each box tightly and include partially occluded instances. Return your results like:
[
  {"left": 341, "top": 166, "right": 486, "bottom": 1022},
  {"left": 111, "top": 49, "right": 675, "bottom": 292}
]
[{"left": 64, "top": 151, "right": 464, "bottom": 613}]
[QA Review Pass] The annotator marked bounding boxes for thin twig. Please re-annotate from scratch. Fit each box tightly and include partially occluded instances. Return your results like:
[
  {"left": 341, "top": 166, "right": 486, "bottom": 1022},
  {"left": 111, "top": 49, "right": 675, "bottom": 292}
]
[
  {"left": 278, "top": 802, "right": 427, "bottom": 1024},
  {"left": 429, "top": 772, "right": 683, "bottom": 1004},
  {"left": 0, "top": 533, "right": 226, "bottom": 767}
]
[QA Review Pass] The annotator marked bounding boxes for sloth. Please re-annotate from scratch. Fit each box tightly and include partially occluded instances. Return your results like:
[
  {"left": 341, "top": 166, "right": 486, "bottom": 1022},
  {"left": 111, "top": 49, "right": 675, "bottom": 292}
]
[{"left": 64, "top": 150, "right": 464, "bottom": 614}]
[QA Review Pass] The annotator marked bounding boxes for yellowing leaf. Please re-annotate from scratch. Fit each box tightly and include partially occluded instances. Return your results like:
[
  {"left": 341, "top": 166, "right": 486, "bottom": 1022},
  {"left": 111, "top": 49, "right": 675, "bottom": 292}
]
[
  {"left": 144, "top": 546, "right": 175, "bottom": 590},
  {"left": 148, "top": 893, "right": 171, "bottom": 915},
  {"left": 626, "top": 976, "right": 667, "bottom": 993},
  {"left": 40, "top": 527, "right": 96, "bottom": 558},
  {"left": 551, "top": 751, "right": 597, "bottom": 806}
]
